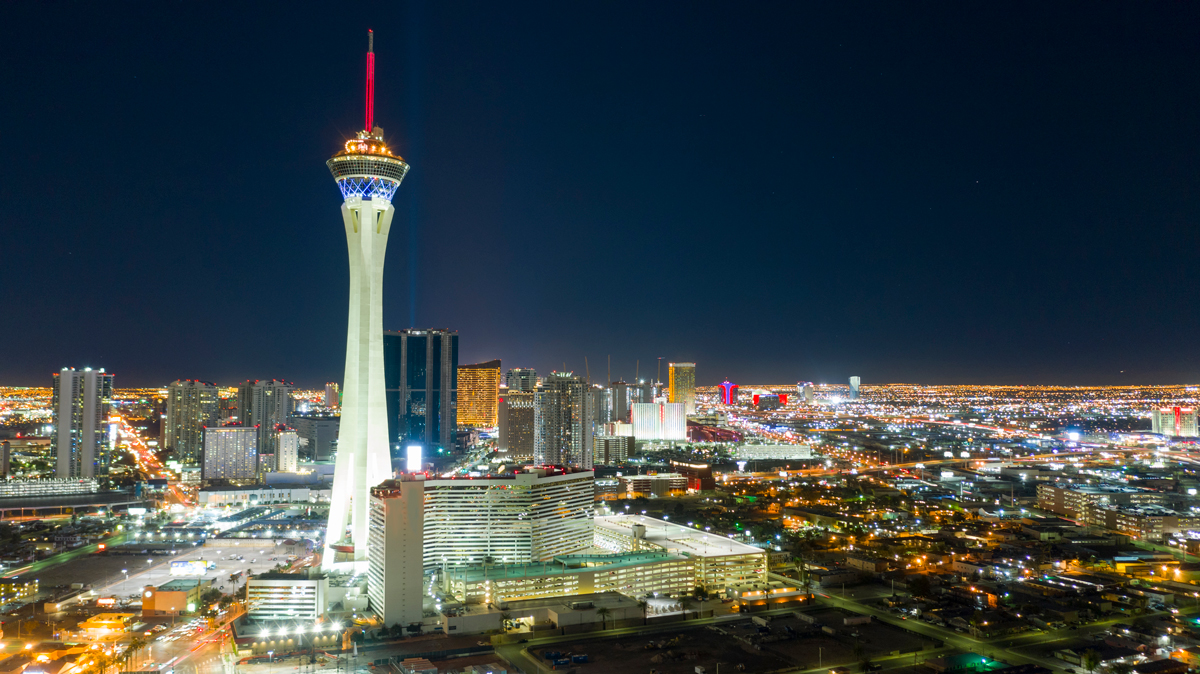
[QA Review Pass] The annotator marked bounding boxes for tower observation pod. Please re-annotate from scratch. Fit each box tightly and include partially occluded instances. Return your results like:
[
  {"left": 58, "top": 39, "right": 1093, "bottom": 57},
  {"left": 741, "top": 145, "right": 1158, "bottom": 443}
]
[{"left": 323, "top": 30, "right": 410, "bottom": 572}]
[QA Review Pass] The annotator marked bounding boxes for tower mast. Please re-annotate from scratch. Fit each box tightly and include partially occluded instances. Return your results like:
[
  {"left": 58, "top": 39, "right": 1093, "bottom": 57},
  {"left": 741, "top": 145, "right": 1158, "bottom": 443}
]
[{"left": 365, "top": 30, "right": 375, "bottom": 133}]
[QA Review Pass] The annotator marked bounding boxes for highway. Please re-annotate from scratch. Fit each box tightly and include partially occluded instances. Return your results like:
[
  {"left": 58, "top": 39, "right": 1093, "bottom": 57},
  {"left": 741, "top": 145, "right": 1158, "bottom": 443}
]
[{"left": 111, "top": 414, "right": 192, "bottom": 507}]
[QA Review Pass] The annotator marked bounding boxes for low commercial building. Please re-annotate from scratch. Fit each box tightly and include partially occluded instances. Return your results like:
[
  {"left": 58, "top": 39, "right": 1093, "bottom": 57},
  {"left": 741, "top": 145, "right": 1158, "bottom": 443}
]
[
  {"left": 245, "top": 572, "right": 327, "bottom": 621},
  {"left": 594, "top": 515, "right": 766, "bottom": 593},
  {"left": 197, "top": 484, "right": 330, "bottom": 506},
  {"left": 440, "top": 591, "right": 642, "bottom": 635},
  {"left": 593, "top": 436, "right": 633, "bottom": 466},
  {"left": 1036, "top": 484, "right": 1165, "bottom": 519},
  {"left": 594, "top": 478, "right": 621, "bottom": 500},
  {"left": 143, "top": 578, "right": 210, "bottom": 616},
  {"left": 0, "top": 577, "right": 38, "bottom": 605},
  {"left": 621, "top": 473, "right": 687, "bottom": 498},
  {"left": 671, "top": 461, "right": 716, "bottom": 491},
  {"left": 78, "top": 613, "right": 135, "bottom": 637}
]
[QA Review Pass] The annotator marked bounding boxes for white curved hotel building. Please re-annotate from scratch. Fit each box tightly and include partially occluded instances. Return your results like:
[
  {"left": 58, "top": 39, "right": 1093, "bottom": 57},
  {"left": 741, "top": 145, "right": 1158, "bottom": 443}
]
[{"left": 423, "top": 467, "right": 594, "bottom": 569}]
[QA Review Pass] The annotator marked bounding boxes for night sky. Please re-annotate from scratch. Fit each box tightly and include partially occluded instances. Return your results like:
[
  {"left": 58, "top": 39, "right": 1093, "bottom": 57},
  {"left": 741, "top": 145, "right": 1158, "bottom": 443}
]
[{"left": 2, "top": 3, "right": 1198, "bottom": 388}]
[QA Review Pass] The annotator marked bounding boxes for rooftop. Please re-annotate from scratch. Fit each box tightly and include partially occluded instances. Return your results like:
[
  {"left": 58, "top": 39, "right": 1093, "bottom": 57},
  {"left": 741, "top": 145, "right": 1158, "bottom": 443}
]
[
  {"left": 445, "top": 551, "right": 688, "bottom": 582},
  {"left": 595, "top": 514, "right": 765, "bottom": 558}
]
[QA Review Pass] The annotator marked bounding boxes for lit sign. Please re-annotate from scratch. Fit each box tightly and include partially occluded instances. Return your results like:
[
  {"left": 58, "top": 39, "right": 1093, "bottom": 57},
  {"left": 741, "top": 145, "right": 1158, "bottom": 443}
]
[{"left": 406, "top": 445, "right": 422, "bottom": 472}]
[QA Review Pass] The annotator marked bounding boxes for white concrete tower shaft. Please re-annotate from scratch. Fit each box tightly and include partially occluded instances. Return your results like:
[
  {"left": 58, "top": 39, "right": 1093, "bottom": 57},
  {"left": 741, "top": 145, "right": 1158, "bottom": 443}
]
[{"left": 323, "top": 31, "right": 410, "bottom": 572}]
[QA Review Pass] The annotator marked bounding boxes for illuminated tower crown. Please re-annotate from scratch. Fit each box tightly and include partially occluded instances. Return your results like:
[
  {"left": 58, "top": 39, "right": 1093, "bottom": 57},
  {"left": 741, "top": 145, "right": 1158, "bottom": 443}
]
[{"left": 327, "top": 31, "right": 410, "bottom": 200}]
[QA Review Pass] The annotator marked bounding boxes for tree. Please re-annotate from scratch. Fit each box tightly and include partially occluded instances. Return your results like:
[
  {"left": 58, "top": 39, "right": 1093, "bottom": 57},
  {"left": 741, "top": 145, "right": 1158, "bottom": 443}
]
[
  {"left": 908, "top": 575, "right": 932, "bottom": 599},
  {"left": 124, "top": 636, "right": 148, "bottom": 672},
  {"left": 200, "top": 587, "right": 223, "bottom": 607},
  {"left": 596, "top": 606, "right": 611, "bottom": 629},
  {"left": 1081, "top": 650, "right": 1101, "bottom": 674},
  {"left": 637, "top": 600, "right": 649, "bottom": 625},
  {"left": 389, "top": 623, "right": 404, "bottom": 639},
  {"left": 969, "top": 610, "right": 985, "bottom": 638},
  {"left": 694, "top": 586, "right": 711, "bottom": 617},
  {"left": 1111, "top": 663, "right": 1132, "bottom": 674},
  {"left": 500, "top": 612, "right": 512, "bottom": 632}
]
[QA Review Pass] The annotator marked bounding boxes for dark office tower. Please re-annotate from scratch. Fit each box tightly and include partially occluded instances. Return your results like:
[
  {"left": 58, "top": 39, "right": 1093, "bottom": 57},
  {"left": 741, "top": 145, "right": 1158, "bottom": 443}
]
[
  {"left": 288, "top": 413, "right": 341, "bottom": 461},
  {"left": 52, "top": 367, "right": 114, "bottom": 479},
  {"left": 497, "top": 390, "right": 535, "bottom": 460},
  {"left": 384, "top": 329, "right": 458, "bottom": 451},
  {"left": 0, "top": 441, "right": 9, "bottom": 476},
  {"left": 237, "top": 380, "right": 295, "bottom": 457},
  {"left": 505, "top": 368, "right": 537, "bottom": 392},
  {"left": 630, "top": 380, "right": 653, "bottom": 407},
  {"left": 534, "top": 372, "right": 594, "bottom": 469},
  {"left": 609, "top": 382, "right": 635, "bottom": 423},
  {"left": 165, "top": 380, "right": 218, "bottom": 464},
  {"left": 593, "top": 385, "right": 614, "bottom": 426},
  {"left": 218, "top": 396, "right": 238, "bottom": 424}
]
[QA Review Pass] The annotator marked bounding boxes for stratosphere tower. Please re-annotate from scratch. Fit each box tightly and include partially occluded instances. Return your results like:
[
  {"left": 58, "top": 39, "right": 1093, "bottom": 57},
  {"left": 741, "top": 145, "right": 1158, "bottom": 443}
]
[{"left": 323, "top": 30, "right": 410, "bottom": 572}]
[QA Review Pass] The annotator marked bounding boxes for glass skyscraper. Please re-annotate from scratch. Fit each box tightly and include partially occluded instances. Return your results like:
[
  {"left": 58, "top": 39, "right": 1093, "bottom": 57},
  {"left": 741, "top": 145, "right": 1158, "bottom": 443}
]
[{"left": 384, "top": 329, "right": 458, "bottom": 451}]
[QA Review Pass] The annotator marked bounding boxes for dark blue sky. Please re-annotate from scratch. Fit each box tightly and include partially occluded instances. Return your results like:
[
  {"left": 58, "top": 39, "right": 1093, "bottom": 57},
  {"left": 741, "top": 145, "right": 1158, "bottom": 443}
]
[{"left": 2, "top": 2, "right": 1198, "bottom": 387}]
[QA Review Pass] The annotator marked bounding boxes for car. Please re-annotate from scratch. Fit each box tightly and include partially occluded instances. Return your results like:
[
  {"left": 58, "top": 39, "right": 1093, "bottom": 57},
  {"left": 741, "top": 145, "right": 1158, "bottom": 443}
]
[{"left": 518, "top": 638, "right": 529, "bottom": 643}]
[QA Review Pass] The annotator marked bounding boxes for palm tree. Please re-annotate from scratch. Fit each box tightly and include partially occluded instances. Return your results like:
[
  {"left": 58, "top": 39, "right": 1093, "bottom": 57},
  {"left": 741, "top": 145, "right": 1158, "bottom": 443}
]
[
  {"left": 637, "top": 600, "right": 649, "bottom": 625},
  {"left": 596, "top": 606, "right": 611, "bottom": 629},
  {"left": 1081, "top": 650, "right": 1101, "bottom": 674},
  {"left": 124, "top": 636, "right": 148, "bottom": 672},
  {"left": 694, "top": 587, "right": 710, "bottom": 618},
  {"left": 499, "top": 612, "right": 512, "bottom": 632}
]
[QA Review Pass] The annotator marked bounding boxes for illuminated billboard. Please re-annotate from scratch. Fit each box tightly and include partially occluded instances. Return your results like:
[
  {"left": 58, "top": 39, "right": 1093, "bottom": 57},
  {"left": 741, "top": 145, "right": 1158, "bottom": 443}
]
[
  {"left": 170, "top": 560, "right": 215, "bottom": 576},
  {"left": 406, "top": 445, "right": 422, "bottom": 472}
]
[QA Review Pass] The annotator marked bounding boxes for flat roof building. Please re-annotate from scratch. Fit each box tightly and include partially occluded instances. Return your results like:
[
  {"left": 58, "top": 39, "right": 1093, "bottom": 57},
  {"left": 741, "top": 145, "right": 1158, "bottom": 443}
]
[
  {"left": 245, "top": 572, "right": 327, "bottom": 621},
  {"left": 594, "top": 514, "right": 766, "bottom": 592}
]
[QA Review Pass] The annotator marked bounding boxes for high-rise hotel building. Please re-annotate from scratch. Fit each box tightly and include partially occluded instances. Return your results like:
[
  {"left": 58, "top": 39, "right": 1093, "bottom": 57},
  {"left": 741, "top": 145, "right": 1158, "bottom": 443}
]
[
  {"left": 534, "top": 372, "right": 594, "bottom": 468},
  {"left": 498, "top": 390, "right": 536, "bottom": 461},
  {"left": 505, "top": 368, "right": 537, "bottom": 392},
  {"left": 237, "top": 380, "right": 295, "bottom": 456},
  {"left": 457, "top": 359, "right": 501, "bottom": 427},
  {"left": 384, "top": 329, "right": 458, "bottom": 451},
  {"left": 668, "top": 362, "right": 696, "bottom": 415},
  {"left": 52, "top": 367, "right": 114, "bottom": 479},
  {"left": 1152, "top": 407, "right": 1198, "bottom": 437},
  {"left": 201, "top": 426, "right": 258, "bottom": 484},
  {"left": 165, "top": 380, "right": 218, "bottom": 463},
  {"left": 422, "top": 467, "right": 594, "bottom": 569},
  {"left": 368, "top": 476, "right": 425, "bottom": 627}
]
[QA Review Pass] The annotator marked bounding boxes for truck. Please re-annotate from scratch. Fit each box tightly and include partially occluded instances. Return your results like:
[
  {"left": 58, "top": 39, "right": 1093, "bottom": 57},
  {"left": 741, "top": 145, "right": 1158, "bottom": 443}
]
[{"left": 571, "top": 655, "right": 589, "bottom": 663}]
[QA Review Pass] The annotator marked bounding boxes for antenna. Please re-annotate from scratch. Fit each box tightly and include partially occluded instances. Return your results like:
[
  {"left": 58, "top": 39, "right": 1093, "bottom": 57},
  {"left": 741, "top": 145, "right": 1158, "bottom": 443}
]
[{"left": 365, "top": 30, "right": 375, "bottom": 133}]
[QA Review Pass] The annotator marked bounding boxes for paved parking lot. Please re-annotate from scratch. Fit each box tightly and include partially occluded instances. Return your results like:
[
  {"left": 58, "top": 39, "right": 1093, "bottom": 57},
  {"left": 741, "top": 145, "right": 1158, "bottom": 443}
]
[{"left": 27, "top": 543, "right": 290, "bottom": 599}]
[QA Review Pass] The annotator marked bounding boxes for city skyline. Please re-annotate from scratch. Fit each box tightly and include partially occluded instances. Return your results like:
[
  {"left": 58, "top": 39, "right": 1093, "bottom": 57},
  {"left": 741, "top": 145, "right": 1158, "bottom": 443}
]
[{"left": 2, "top": 4, "right": 1200, "bottom": 387}]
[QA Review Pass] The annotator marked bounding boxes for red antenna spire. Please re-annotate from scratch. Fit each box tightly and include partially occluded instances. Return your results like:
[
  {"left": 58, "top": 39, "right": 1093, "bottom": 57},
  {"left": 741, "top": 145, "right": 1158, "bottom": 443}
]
[{"left": 365, "top": 30, "right": 375, "bottom": 133}]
